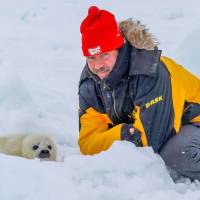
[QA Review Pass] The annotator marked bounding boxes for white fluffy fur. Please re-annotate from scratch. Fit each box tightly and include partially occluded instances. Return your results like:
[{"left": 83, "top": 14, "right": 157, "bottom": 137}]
[{"left": 0, "top": 134, "right": 57, "bottom": 161}]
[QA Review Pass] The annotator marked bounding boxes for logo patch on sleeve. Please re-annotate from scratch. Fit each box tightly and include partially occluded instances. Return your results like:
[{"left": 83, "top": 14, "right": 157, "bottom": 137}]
[{"left": 145, "top": 96, "right": 163, "bottom": 109}]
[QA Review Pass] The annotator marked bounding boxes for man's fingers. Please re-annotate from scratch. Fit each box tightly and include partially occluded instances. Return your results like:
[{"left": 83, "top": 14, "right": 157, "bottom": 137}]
[{"left": 129, "top": 127, "right": 135, "bottom": 135}]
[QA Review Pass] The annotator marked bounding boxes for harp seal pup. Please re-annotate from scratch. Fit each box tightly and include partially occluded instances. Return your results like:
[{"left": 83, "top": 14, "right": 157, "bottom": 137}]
[{"left": 0, "top": 134, "right": 57, "bottom": 161}]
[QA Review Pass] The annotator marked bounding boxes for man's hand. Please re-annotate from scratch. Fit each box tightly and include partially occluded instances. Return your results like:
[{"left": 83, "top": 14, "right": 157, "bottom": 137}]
[
  {"left": 121, "top": 124, "right": 143, "bottom": 146},
  {"left": 129, "top": 127, "right": 135, "bottom": 135}
]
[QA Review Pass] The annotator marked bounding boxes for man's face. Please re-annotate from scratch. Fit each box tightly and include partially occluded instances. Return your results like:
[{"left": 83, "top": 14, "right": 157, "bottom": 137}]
[{"left": 86, "top": 50, "right": 119, "bottom": 79}]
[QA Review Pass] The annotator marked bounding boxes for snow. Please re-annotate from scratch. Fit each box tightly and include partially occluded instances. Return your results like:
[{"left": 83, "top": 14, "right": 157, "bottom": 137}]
[
  {"left": 0, "top": 0, "right": 199, "bottom": 199},
  {"left": 175, "top": 28, "right": 200, "bottom": 76}
]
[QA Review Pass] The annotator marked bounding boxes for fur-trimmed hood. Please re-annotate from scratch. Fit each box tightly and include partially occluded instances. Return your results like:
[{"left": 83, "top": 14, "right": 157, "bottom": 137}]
[{"left": 118, "top": 19, "right": 158, "bottom": 50}]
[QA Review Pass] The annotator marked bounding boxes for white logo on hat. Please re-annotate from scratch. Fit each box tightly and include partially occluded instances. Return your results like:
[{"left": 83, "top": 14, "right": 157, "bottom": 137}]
[{"left": 88, "top": 46, "right": 101, "bottom": 55}]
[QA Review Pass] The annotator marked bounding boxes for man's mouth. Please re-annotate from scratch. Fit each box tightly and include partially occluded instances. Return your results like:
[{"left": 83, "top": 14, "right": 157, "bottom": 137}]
[
  {"left": 94, "top": 67, "right": 111, "bottom": 79},
  {"left": 95, "top": 66, "right": 110, "bottom": 74}
]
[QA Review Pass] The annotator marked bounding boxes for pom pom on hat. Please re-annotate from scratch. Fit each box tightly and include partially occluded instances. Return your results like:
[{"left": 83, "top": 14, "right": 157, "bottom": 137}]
[
  {"left": 88, "top": 6, "right": 100, "bottom": 16},
  {"left": 80, "top": 6, "right": 124, "bottom": 56}
]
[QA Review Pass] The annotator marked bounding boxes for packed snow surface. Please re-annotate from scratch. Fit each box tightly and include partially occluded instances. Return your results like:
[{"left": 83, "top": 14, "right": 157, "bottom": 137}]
[{"left": 0, "top": 0, "right": 199, "bottom": 199}]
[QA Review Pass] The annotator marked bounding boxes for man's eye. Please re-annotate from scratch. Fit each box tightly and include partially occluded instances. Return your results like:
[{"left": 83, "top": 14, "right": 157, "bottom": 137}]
[
  {"left": 101, "top": 53, "right": 109, "bottom": 58},
  {"left": 87, "top": 57, "right": 95, "bottom": 62}
]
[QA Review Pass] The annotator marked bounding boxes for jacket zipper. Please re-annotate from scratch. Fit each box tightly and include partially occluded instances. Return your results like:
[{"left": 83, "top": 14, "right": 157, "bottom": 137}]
[
  {"left": 102, "top": 80, "right": 122, "bottom": 121},
  {"left": 112, "top": 89, "right": 122, "bottom": 120}
]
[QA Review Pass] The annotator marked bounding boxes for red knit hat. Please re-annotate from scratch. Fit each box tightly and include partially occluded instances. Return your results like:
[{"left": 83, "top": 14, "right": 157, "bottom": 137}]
[{"left": 80, "top": 6, "right": 124, "bottom": 56}]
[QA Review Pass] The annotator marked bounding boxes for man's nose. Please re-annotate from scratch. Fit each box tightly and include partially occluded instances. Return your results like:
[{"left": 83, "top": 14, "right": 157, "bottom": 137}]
[{"left": 94, "top": 58, "right": 104, "bottom": 69}]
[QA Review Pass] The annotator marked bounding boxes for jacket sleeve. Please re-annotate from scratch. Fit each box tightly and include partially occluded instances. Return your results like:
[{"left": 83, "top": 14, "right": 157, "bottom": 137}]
[
  {"left": 160, "top": 56, "right": 200, "bottom": 127},
  {"left": 133, "top": 63, "right": 175, "bottom": 152},
  {"left": 78, "top": 93, "right": 122, "bottom": 155}
]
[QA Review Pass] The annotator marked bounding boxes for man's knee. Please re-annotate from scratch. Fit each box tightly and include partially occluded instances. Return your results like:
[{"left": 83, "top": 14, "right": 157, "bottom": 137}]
[{"left": 159, "top": 124, "right": 200, "bottom": 181}]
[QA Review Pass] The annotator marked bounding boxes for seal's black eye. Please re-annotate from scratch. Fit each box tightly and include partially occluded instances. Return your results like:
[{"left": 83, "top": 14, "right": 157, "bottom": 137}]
[
  {"left": 32, "top": 145, "right": 39, "bottom": 150},
  {"left": 47, "top": 145, "right": 52, "bottom": 150}
]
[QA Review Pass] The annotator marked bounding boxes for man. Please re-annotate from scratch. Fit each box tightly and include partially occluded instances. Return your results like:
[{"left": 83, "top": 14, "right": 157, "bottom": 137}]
[{"left": 78, "top": 6, "right": 200, "bottom": 181}]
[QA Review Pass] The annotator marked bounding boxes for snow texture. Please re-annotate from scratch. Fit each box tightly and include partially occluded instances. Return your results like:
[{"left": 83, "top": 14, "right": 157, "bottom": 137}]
[{"left": 0, "top": 0, "right": 199, "bottom": 199}]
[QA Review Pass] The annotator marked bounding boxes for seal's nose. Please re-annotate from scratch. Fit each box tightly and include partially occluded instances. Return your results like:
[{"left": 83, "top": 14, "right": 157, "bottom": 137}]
[{"left": 39, "top": 149, "right": 50, "bottom": 158}]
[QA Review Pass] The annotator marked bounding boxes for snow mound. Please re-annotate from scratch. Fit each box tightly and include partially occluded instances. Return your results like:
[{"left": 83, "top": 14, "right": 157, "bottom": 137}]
[{"left": 1, "top": 142, "right": 200, "bottom": 200}]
